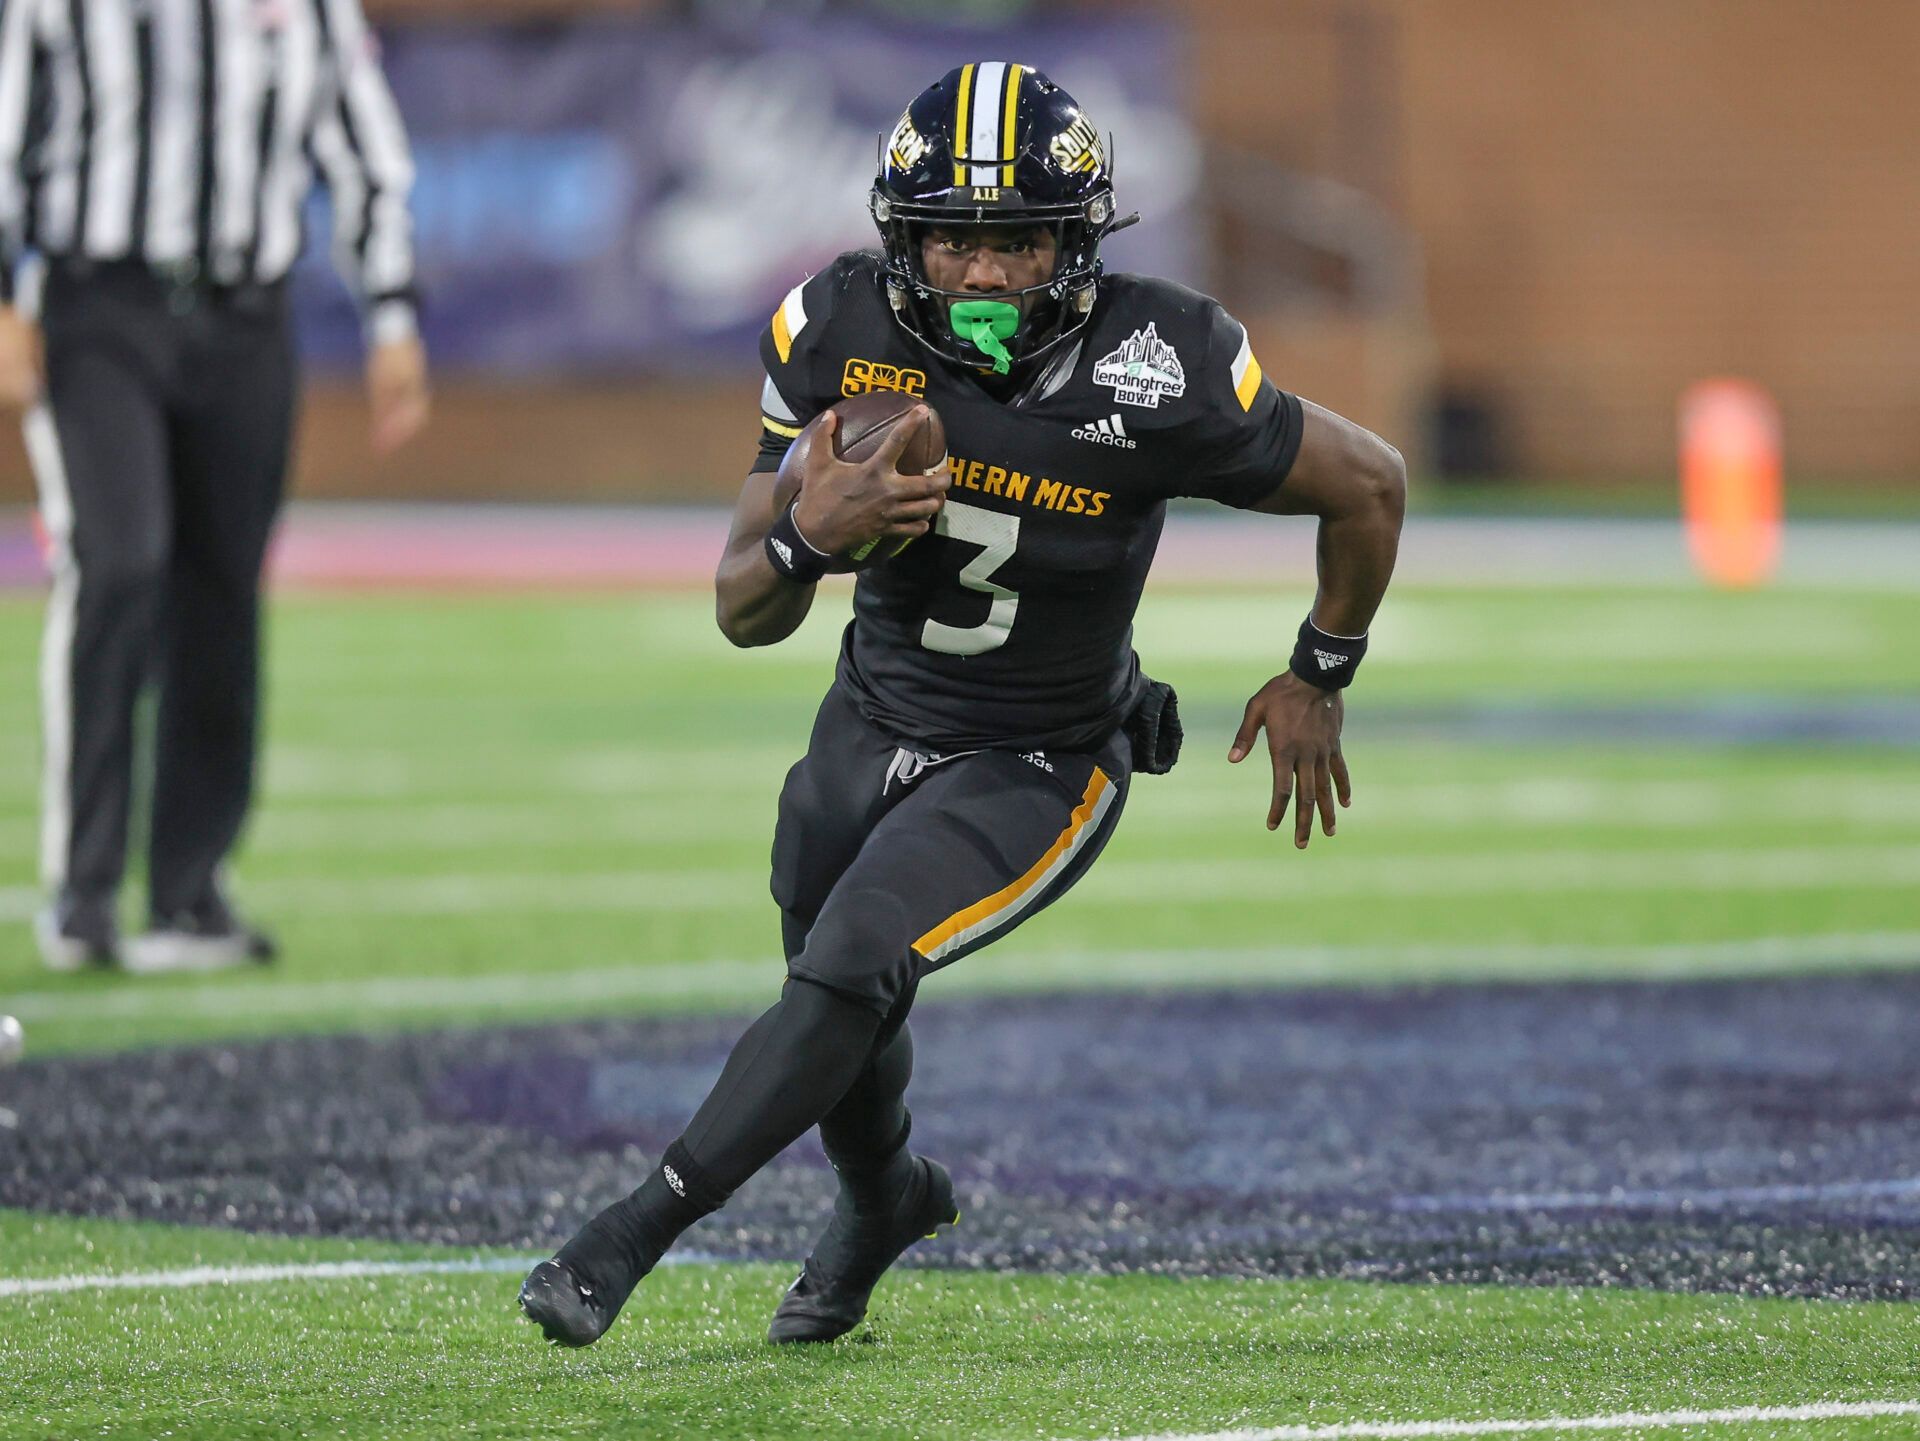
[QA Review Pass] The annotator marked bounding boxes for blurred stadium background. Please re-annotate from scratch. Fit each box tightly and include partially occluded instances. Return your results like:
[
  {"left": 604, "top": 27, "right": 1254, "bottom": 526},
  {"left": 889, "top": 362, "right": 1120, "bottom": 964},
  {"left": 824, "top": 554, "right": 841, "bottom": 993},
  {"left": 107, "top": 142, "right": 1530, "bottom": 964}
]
[
  {"left": 2, "top": 2, "right": 1918, "bottom": 1437},
  {"left": 6, "top": 0, "right": 1919, "bottom": 509}
]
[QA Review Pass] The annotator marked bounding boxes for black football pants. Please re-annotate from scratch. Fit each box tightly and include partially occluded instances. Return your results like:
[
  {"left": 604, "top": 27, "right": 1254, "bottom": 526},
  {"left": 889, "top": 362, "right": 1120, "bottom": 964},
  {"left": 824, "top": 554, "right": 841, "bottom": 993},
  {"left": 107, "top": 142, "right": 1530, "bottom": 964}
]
[
  {"left": 27, "top": 263, "right": 295, "bottom": 919},
  {"left": 771, "top": 683, "right": 1133, "bottom": 1010},
  {"left": 674, "top": 683, "right": 1132, "bottom": 1194}
]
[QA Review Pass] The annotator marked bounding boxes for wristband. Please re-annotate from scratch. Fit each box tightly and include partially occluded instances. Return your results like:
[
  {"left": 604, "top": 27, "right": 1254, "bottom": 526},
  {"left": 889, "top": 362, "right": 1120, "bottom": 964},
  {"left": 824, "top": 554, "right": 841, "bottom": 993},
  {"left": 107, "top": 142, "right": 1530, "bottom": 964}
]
[
  {"left": 1289, "top": 616, "right": 1368, "bottom": 690},
  {"left": 764, "top": 502, "right": 832, "bottom": 584}
]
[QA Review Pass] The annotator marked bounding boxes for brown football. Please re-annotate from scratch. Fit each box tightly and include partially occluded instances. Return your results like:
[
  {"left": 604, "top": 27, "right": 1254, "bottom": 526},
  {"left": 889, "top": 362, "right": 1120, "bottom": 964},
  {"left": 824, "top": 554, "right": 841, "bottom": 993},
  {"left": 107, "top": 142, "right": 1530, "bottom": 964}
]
[{"left": 772, "top": 391, "right": 948, "bottom": 573}]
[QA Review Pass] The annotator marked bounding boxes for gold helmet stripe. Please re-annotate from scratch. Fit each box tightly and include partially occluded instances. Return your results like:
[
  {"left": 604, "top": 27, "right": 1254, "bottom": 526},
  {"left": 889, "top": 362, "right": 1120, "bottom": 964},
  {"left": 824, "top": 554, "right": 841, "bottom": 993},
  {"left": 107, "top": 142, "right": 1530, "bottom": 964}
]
[
  {"left": 951, "top": 63, "right": 976, "bottom": 187},
  {"left": 1000, "top": 63, "right": 1023, "bottom": 186}
]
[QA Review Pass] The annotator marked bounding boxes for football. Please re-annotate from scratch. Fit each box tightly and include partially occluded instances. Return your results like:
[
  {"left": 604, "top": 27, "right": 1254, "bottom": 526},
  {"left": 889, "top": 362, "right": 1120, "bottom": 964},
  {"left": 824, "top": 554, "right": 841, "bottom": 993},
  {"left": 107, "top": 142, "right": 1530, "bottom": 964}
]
[{"left": 772, "top": 390, "right": 948, "bottom": 572}]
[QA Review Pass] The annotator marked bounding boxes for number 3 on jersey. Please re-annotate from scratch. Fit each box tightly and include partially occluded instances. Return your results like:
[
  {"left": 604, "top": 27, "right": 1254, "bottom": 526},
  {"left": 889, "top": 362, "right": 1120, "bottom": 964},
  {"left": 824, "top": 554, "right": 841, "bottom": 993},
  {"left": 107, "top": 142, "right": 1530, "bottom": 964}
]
[{"left": 921, "top": 500, "right": 1019, "bottom": 656}]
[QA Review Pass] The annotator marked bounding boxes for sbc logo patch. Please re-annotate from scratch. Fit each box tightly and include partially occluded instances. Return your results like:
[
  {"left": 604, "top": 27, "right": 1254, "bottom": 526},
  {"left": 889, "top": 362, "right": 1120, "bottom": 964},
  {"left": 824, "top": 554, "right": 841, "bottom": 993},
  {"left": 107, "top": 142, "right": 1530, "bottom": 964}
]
[{"left": 842, "top": 359, "right": 928, "bottom": 398}]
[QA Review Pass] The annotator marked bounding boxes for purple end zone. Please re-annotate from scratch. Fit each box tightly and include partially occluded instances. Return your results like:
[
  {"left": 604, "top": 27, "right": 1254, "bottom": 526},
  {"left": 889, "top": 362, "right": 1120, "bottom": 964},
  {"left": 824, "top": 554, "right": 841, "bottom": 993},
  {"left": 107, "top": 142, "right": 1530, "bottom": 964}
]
[{"left": 4, "top": 973, "right": 1918, "bottom": 1298}]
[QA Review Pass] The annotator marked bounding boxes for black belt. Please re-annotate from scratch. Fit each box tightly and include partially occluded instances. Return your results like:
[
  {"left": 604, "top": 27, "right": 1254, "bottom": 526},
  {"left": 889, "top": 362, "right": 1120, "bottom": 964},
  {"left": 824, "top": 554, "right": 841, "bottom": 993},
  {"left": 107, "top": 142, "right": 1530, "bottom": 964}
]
[{"left": 48, "top": 257, "right": 288, "bottom": 316}]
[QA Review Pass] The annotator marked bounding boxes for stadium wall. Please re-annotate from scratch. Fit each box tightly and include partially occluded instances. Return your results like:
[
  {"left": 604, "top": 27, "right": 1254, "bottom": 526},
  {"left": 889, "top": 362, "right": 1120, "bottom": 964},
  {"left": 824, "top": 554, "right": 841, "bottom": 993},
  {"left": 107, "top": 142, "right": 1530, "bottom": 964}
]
[
  {"left": 1194, "top": 0, "right": 1920, "bottom": 484},
  {"left": 1, "top": 0, "right": 1913, "bottom": 504}
]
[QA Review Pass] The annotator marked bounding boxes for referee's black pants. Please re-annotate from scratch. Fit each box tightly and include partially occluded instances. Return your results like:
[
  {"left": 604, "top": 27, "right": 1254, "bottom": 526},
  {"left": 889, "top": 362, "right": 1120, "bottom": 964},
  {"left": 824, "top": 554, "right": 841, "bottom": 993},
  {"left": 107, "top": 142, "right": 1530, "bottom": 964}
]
[{"left": 27, "top": 262, "right": 295, "bottom": 920}]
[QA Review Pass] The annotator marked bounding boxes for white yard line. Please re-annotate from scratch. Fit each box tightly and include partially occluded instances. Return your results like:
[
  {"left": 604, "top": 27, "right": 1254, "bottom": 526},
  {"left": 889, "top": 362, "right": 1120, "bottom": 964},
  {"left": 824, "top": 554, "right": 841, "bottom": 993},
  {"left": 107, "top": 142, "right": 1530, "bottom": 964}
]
[
  {"left": 1092, "top": 845, "right": 1920, "bottom": 903},
  {"left": 256, "top": 745, "right": 789, "bottom": 800},
  {"left": 4, "top": 776, "right": 1916, "bottom": 859},
  {"left": 1091, "top": 1399, "right": 1920, "bottom": 1441},
  {"left": 0, "top": 1252, "right": 710, "bottom": 1299},
  {"left": 0, "top": 1257, "right": 535, "bottom": 1297},
  {"left": 7, "top": 933, "right": 1919, "bottom": 1025},
  {"left": 3, "top": 841, "right": 1912, "bottom": 926}
]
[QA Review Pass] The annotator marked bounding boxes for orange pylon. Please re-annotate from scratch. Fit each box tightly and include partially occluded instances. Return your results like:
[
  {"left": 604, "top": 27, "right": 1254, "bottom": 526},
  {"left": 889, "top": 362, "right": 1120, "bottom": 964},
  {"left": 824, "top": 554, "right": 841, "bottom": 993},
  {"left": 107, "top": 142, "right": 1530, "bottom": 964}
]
[{"left": 1679, "top": 379, "right": 1783, "bottom": 588}]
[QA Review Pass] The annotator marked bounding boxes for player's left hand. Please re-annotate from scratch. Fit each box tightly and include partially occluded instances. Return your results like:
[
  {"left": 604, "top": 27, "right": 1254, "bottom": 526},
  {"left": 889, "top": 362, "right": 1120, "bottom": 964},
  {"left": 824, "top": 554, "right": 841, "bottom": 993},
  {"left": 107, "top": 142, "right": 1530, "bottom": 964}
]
[
  {"left": 367, "top": 336, "right": 431, "bottom": 455},
  {"left": 1228, "top": 673, "right": 1351, "bottom": 848}
]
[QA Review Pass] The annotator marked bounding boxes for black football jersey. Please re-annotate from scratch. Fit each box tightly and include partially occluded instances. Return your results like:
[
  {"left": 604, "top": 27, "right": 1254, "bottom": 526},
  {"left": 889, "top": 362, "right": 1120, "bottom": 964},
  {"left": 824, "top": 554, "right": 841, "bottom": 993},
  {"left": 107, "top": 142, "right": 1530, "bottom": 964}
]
[{"left": 753, "top": 251, "right": 1304, "bottom": 753}]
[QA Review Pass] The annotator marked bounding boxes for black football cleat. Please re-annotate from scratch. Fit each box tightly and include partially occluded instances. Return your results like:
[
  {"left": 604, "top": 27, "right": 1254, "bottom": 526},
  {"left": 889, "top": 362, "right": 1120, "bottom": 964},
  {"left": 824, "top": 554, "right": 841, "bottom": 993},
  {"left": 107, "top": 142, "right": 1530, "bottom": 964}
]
[
  {"left": 519, "top": 1259, "right": 625, "bottom": 1348},
  {"left": 768, "top": 1155, "right": 958, "bottom": 1344}
]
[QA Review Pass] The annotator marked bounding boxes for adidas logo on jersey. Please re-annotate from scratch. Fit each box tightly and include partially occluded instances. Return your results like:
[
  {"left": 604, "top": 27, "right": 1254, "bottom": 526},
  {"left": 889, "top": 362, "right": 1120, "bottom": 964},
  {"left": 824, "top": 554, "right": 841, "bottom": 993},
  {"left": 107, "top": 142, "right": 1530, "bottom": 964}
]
[
  {"left": 1313, "top": 648, "right": 1350, "bottom": 671},
  {"left": 1071, "top": 414, "right": 1137, "bottom": 449},
  {"left": 662, "top": 1163, "right": 687, "bottom": 1197}
]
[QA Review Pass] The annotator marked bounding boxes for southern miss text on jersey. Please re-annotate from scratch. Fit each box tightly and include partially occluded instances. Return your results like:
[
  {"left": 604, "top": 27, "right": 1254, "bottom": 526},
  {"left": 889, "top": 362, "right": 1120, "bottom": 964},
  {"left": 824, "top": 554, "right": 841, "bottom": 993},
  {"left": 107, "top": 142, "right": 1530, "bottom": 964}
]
[{"left": 753, "top": 251, "right": 1304, "bottom": 754}]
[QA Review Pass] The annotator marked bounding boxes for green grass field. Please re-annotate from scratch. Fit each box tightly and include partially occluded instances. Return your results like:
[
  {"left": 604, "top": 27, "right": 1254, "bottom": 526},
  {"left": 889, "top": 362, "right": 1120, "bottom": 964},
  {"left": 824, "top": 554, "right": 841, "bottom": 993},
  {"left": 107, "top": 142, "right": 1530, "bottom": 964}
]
[{"left": 3, "top": 575, "right": 1918, "bottom": 1439}]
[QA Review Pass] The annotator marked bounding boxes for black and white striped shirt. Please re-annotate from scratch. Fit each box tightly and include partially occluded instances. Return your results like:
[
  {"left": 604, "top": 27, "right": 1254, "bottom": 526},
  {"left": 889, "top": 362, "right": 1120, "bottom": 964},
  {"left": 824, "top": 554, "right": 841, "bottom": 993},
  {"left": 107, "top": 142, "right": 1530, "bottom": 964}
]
[{"left": 0, "top": 0, "right": 416, "bottom": 337}]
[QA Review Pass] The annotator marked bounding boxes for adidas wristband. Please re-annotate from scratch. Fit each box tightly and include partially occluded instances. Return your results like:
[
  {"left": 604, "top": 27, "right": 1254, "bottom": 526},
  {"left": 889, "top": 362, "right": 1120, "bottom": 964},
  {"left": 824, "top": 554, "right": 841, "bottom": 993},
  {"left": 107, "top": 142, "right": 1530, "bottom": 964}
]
[
  {"left": 1289, "top": 616, "right": 1368, "bottom": 690},
  {"left": 765, "top": 502, "right": 832, "bottom": 584}
]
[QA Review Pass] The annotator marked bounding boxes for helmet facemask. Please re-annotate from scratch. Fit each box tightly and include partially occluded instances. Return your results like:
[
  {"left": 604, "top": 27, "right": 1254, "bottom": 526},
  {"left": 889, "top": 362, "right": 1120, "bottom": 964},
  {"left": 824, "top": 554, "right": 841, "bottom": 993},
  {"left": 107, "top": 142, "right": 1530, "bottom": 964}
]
[{"left": 872, "top": 196, "right": 1114, "bottom": 375}]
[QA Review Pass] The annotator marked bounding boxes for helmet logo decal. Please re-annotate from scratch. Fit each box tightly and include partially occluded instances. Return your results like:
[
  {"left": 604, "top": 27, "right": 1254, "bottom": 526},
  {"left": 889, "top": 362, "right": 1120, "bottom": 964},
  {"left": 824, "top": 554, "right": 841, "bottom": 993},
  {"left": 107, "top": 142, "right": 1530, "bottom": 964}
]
[
  {"left": 1092, "top": 323, "right": 1187, "bottom": 408},
  {"left": 888, "top": 113, "right": 929, "bottom": 172},
  {"left": 1049, "top": 114, "right": 1105, "bottom": 175}
]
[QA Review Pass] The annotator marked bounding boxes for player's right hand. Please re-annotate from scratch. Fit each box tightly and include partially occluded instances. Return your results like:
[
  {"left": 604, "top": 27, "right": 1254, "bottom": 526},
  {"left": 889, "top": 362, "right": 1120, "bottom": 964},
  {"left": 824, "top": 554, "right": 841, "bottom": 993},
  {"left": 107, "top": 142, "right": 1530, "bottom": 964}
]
[
  {"left": 0, "top": 306, "right": 44, "bottom": 412},
  {"left": 792, "top": 408, "right": 949, "bottom": 556}
]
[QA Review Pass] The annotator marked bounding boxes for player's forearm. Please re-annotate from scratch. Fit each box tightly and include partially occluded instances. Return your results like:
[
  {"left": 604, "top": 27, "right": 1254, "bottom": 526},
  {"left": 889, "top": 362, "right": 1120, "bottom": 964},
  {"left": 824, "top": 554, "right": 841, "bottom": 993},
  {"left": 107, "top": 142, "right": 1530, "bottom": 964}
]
[
  {"left": 715, "top": 543, "right": 815, "bottom": 647},
  {"left": 1307, "top": 444, "right": 1405, "bottom": 637}
]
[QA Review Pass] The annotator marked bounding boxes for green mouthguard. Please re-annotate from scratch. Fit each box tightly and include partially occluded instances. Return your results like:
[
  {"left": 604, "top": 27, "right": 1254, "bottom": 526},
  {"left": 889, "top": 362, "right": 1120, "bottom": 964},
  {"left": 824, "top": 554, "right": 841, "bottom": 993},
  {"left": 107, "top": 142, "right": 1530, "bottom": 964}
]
[{"left": 948, "top": 300, "right": 1020, "bottom": 375}]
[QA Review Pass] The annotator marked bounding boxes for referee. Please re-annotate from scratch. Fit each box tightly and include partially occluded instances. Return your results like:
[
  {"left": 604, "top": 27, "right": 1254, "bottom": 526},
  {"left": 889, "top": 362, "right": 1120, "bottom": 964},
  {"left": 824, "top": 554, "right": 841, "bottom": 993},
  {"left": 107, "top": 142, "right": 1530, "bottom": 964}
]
[{"left": 0, "top": 0, "right": 428, "bottom": 970}]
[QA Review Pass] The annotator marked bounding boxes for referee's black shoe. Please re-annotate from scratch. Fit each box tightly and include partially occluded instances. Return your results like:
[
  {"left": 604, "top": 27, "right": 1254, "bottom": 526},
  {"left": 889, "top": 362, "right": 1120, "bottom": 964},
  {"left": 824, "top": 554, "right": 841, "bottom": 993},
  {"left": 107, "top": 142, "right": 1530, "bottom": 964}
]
[
  {"left": 127, "top": 889, "right": 277, "bottom": 973},
  {"left": 34, "top": 893, "right": 119, "bottom": 971},
  {"left": 768, "top": 1155, "right": 958, "bottom": 1344}
]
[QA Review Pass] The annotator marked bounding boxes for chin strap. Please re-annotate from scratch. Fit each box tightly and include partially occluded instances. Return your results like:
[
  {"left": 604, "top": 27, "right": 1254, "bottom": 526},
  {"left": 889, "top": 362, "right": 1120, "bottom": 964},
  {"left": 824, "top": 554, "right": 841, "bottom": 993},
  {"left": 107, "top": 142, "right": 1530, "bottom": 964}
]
[{"left": 947, "top": 299, "right": 1020, "bottom": 375}]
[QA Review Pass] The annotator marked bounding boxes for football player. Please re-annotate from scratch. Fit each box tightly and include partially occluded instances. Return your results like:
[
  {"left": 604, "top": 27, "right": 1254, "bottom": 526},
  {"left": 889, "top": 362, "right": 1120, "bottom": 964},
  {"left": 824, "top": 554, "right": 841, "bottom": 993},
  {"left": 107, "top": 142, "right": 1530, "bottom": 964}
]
[{"left": 522, "top": 63, "right": 1404, "bottom": 1347}]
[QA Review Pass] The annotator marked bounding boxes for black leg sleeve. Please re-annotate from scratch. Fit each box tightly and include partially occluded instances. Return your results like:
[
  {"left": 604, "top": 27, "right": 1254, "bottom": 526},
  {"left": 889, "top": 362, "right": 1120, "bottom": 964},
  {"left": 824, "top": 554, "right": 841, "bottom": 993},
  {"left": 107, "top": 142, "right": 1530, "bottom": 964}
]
[
  {"left": 678, "top": 976, "right": 884, "bottom": 1193},
  {"left": 818, "top": 980, "right": 919, "bottom": 1204},
  {"left": 554, "top": 977, "right": 885, "bottom": 1290}
]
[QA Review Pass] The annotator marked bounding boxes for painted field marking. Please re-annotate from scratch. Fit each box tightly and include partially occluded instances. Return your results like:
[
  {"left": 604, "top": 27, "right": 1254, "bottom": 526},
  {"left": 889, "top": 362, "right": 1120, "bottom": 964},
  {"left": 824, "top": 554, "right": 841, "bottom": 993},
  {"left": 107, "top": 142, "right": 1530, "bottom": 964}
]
[
  {"left": 4, "top": 1256, "right": 1913, "bottom": 1441},
  {"left": 0, "top": 1256, "right": 535, "bottom": 1298},
  {"left": 1092, "top": 1399, "right": 1920, "bottom": 1441},
  {"left": 3, "top": 843, "right": 1916, "bottom": 925},
  {"left": 1147, "top": 774, "right": 1920, "bottom": 828},
  {"left": 7, "top": 933, "right": 1920, "bottom": 1025},
  {"left": 1392, "top": 1176, "right": 1920, "bottom": 1214},
  {"left": 255, "top": 744, "right": 791, "bottom": 800},
  {"left": 7, "top": 775, "right": 1918, "bottom": 859},
  {"left": 0, "top": 1253, "right": 711, "bottom": 1299}
]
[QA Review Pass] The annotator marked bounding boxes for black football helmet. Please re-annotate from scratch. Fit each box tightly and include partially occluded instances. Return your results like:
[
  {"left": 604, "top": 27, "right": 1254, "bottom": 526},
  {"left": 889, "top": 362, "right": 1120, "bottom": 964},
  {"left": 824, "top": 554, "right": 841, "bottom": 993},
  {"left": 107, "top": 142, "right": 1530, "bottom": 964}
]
[{"left": 871, "top": 63, "right": 1135, "bottom": 375}]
